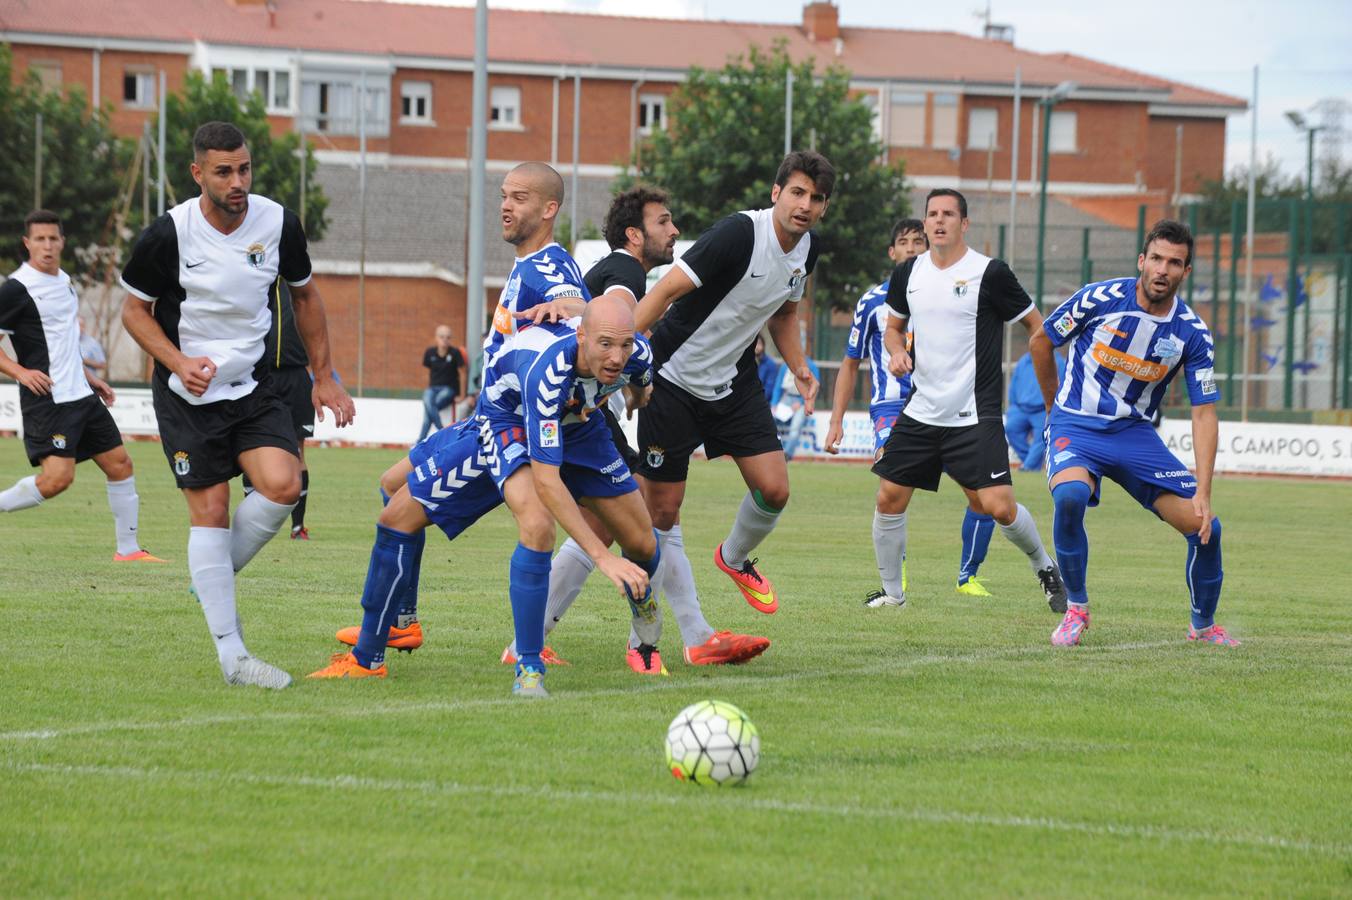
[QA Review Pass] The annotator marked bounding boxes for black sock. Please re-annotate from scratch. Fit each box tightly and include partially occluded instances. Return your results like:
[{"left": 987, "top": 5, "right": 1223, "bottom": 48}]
[{"left": 293, "top": 470, "right": 309, "bottom": 530}]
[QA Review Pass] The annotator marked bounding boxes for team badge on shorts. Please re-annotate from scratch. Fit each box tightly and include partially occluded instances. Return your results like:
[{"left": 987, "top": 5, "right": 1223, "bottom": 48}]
[
  {"left": 646, "top": 445, "right": 665, "bottom": 469},
  {"left": 246, "top": 242, "right": 266, "bottom": 268},
  {"left": 173, "top": 451, "right": 191, "bottom": 476},
  {"left": 51, "top": 433, "right": 67, "bottom": 450},
  {"left": 953, "top": 279, "right": 969, "bottom": 297}
]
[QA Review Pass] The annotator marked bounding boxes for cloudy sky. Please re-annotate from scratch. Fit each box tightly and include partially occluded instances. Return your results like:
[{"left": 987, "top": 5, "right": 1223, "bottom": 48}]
[{"left": 404, "top": 0, "right": 1350, "bottom": 185}]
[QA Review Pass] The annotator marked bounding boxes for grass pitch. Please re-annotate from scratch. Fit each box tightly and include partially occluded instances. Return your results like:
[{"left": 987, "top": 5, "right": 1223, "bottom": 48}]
[{"left": 1, "top": 437, "right": 1350, "bottom": 897}]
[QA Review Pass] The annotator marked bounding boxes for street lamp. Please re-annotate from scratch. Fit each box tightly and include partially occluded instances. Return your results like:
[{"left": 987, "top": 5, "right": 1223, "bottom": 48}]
[
  {"left": 1284, "top": 110, "right": 1323, "bottom": 207},
  {"left": 1284, "top": 109, "right": 1323, "bottom": 409},
  {"left": 1034, "top": 80, "right": 1076, "bottom": 310}
]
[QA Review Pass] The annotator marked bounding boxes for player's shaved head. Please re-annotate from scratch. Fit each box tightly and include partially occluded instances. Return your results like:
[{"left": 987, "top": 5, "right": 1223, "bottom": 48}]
[
  {"left": 581, "top": 293, "right": 634, "bottom": 333},
  {"left": 510, "top": 162, "right": 565, "bottom": 206}
]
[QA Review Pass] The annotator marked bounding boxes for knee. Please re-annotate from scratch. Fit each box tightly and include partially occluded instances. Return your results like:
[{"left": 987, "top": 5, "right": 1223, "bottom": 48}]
[
  {"left": 875, "top": 485, "right": 906, "bottom": 515},
  {"left": 516, "top": 509, "right": 555, "bottom": 551},
  {"left": 987, "top": 499, "right": 1017, "bottom": 525},
  {"left": 756, "top": 483, "right": 789, "bottom": 512},
  {"left": 1051, "top": 481, "right": 1092, "bottom": 522},
  {"left": 647, "top": 496, "right": 680, "bottom": 531},
  {"left": 380, "top": 469, "right": 405, "bottom": 498},
  {"left": 625, "top": 529, "right": 657, "bottom": 561},
  {"left": 36, "top": 469, "right": 74, "bottom": 498},
  {"left": 255, "top": 473, "right": 301, "bottom": 506}
]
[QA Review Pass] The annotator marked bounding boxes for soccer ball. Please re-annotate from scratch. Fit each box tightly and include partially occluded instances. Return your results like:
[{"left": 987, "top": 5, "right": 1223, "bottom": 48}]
[{"left": 665, "top": 700, "right": 759, "bottom": 787}]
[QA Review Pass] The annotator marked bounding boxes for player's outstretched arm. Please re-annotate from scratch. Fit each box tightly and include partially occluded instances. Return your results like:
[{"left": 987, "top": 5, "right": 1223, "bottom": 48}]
[
  {"left": 883, "top": 313, "right": 911, "bottom": 377},
  {"left": 634, "top": 265, "right": 696, "bottom": 335},
  {"left": 767, "top": 302, "right": 818, "bottom": 414},
  {"left": 529, "top": 461, "right": 649, "bottom": 598},
  {"left": 1029, "top": 327, "right": 1060, "bottom": 412},
  {"left": 824, "top": 356, "right": 861, "bottom": 454},
  {"left": 290, "top": 280, "right": 355, "bottom": 427},
  {"left": 1190, "top": 402, "right": 1219, "bottom": 544},
  {"left": 121, "top": 295, "right": 217, "bottom": 397},
  {"left": 515, "top": 295, "right": 588, "bottom": 326}
]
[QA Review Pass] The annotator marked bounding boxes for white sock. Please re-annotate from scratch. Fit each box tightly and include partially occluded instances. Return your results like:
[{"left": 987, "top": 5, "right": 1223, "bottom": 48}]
[
  {"left": 872, "top": 510, "right": 907, "bottom": 599},
  {"left": 105, "top": 476, "right": 141, "bottom": 555},
  {"left": 999, "top": 503, "right": 1055, "bottom": 571},
  {"left": 508, "top": 537, "right": 595, "bottom": 658},
  {"left": 189, "top": 526, "right": 248, "bottom": 666},
  {"left": 646, "top": 525, "right": 714, "bottom": 649},
  {"left": 0, "top": 475, "right": 43, "bottom": 512},
  {"left": 719, "top": 491, "right": 782, "bottom": 568},
  {"left": 230, "top": 490, "right": 296, "bottom": 573}
]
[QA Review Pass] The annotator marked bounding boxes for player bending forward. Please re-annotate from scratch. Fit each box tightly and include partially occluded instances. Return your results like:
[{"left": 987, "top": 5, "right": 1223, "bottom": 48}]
[{"left": 1031, "top": 219, "right": 1236, "bottom": 647}]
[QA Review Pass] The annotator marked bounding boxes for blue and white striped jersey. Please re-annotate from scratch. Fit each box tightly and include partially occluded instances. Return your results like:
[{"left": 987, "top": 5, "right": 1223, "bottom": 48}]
[
  {"left": 1044, "top": 276, "right": 1218, "bottom": 431},
  {"left": 478, "top": 320, "right": 653, "bottom": 467},
  {"left": 481, "top": 242, "right": 590, "bottom": 388},
  {"left": 845, "top": 281, "right": 910, "bottom": 404}
]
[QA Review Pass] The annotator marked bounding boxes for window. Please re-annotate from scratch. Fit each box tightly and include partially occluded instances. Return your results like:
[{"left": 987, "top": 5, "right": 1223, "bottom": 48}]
[
  {"left": 860, "top": 91, "right": 882, "bottom": 143},
  {"left": 931, "top": 93, "right": 959, "bottom": 150},
  {"left": 1049, "top": 110, "right": 1078, "bottom": 153},
  {"left": 490, "top": 85, "right": 521, "bottom": 128},
  {"left": 638, "top": 93, "right": 665, "bottom": 134},
  {"left": 212, "top": 66, "right": 293, "bottom": 113},
  {"left": 967, "top": 108, "right": 998, "bottom": 150},
  {"left": 299, "top": 74, "right": 389, "bottom": 136},
  {"left": 30, "top": 61, "right": 62, "bottom": 93},
  {"left": 123, "top": 70, "right": 156, "bottom": 108},
  {"left": 887, "top": 91, "right": 924, "bottom": 147},
  {"left": 401, "top": 80, "right": 433, "bottom": 124}
]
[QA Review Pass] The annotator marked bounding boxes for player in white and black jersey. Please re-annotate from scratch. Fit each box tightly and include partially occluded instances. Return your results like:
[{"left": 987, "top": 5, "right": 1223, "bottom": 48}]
[
  {"left": 120, "top": 122, "right": 354, "bottom": 690},
  {"left": 871, "top": 189, "right": 1067, "bottom": 612},
  {"left": 630, "top": 151, "right": 830, "bottom": 662},
  {"left": 0, "top": 210, "right": 163, "bottom": 563}
]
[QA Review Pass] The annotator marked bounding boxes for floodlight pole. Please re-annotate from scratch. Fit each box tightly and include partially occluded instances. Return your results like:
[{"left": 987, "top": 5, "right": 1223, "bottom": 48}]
[
  {"left": 466, "top": 0, "right": 489, "bottom": 389},
  {"left": 1034, "top": 81, "right": 1075, "bottom": 311}
]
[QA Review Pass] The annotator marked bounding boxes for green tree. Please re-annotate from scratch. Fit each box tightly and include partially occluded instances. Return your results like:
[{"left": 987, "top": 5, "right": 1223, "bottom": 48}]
[
  {"left": 159, "top": 71, "right": 327, "bottom": 240},
  {"left": 0, "top": 45, "right": 133, "bottom": 274},
  {"left": 623, "top": 43, "right": 908, "bottom": 310},
  {"left": 1195, "top": 154, "right": 1352, "bottom": 255}
]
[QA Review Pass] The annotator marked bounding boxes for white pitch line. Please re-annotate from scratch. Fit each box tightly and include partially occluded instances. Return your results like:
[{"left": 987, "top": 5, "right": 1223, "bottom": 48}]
[
  {"left": 0, "top": 639, "right": 1178, "bottom": 743},
  {"left": 5, "top": 760, "right": 1348, "bottom": 859}
]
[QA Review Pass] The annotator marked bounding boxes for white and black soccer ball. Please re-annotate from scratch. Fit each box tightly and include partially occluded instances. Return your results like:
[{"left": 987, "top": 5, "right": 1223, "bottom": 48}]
[{"left": 665, "top": 700, "right": 759, "bottom": 787}]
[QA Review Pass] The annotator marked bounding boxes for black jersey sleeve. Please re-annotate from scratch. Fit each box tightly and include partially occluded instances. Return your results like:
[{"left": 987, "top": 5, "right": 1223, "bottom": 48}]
[
  {"left": 884, "top": 257, "right": 917, "bottom": 317},
  {"left": 279, "top": 210, "right": 313, "bottom": 286},
  {"left": 804, "top": 233, "right": 820, "bottom": 276},
  {"left": 584, "top": 252, "right": 648, "bottom": 302},
  {"left": 0, "top": 279, "right": 29, "bottom": 333},
  {"left": 675, "top": 213, "right": 755, "bottom": 288},
  {"left": 982, "top": 259, "right": 1037, "bottom": 322},
  {"left": 120, "top": 214, "right": 179, "bottom": 302}
]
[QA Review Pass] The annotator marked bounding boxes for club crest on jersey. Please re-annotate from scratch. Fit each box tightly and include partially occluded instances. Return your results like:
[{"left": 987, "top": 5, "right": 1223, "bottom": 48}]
[
  {"left": 173, "top": 451, "right": 190, "bottom": 476},
  {"left": 952, "top": 279, "right": 970, "bottom": 298},
  {"left": 51, "top": 433, "right": 67, "bottom": 450},
  {"left": 786, "top": 268, "right": 805, "bottom": 292},
  {"left": 245, "top": 243, "right": 266, "bottom": 268},
  {"left": 539, "top": 420, "right": 559, "bottom": 448},
  {"left": 645, "top": 445, "right": 665, "bottom": 469},
  {"left": 1152, "top": 334, "right": 1185, "bottom": 362}
]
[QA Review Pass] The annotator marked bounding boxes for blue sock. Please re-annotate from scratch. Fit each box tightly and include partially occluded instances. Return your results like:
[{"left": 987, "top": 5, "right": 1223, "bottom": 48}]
[
  {"left": 957, "top": 509, "right": 995, "bottom": 584},
  {"left": 396, "top": 528, "right": 425, "bottom": 622},
  {"left": 379, "top": 487, "right": 390, "bottom": 507},
  {"left": 354, "top": 525, "right": 421, "bottom": 668},
  {"left": 509, "top": 543, "right": 553, "bottom": 672},
  {"left": 622, "top": 530, "right": 662, "bottom": 609},
  {"left": 1051, "top": 481, "right": 1093, "bottom": 606},
  {"left": 1186, "top": 518, "right": 1224, "bottom": 630}
]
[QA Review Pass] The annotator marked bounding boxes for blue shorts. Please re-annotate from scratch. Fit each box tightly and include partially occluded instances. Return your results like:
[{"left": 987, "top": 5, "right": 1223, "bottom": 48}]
[
  {"left": 1046, "top": 416, "right": 1196, "bottom": 510},
  {"left": 406, "top": 418, "right": 503, "bottom": 540},
  {"left": 483, "top": 414, "right": 639, "bottom": 500},
  {"left": 869, "top": 400, "right": 905, "bottom": 452}
]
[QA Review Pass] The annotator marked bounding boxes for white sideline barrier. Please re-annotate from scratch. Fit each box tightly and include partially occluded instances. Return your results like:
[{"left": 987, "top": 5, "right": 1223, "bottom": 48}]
[{"left": 4, "top": 383, "right": 1351, "bottom": 477}]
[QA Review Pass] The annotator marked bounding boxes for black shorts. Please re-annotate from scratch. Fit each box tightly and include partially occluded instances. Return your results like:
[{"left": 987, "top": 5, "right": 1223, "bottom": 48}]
[
  {"left": 271, "top": 365, "right": 315, "bottom": 441},
  {"left": 153, "top": 375, "right": 299, "bottom": 489},
  {"left": 636, "top": 368, "right": 782, "bottom": 483},
  {"left": 601, "top": 402, "right": 639, "bottom": 470},
  {"left": 872, "top": 414, "right": 1013, "bottom": 492},
  {"left": 21, "top": 393, "right": 123, "bottom": 467}
]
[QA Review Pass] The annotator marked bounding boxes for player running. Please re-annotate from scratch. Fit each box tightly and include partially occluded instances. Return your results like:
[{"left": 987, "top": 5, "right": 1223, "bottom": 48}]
[
  {"left": 0, "top": 210, "right": 163, "bottom": 564},
  {"left": 309, "top": 296, "right": 661, "bottom": 697},
  {"left": 1031, "top": 219, "right": 1235, "bottom": 647},
  {"left": 121, "top": 122, "right": 355, "bottom": 689},
  {"left": 824, "top": 218, "right": 998, "bottom": 602},
  {"left": 631, "top": 150, "right": 831, "bottom": 651},
  {"left": 870, "top": 189, "right": 1066, "bottom": 612}
]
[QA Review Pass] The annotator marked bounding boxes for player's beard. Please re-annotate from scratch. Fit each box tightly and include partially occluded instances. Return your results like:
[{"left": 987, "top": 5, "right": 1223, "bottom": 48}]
[
  {"left": 641, "top": 232, "right": 675, "bottom": 268},
  {"left": 503, "top": 212, "right": 540, "bottom": 246},
  {"left": 206, "top": 185, "right": 247, "bottom": 217},
  {"left": 1143, "top": 274, "right": 1179, "bottom": 305}
]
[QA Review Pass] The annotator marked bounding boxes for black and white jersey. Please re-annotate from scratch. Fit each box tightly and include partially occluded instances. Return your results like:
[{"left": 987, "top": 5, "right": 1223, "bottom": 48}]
[
  {"left": 885, "top": 248, "right": 1035, "bottom": 427},
  {"left": 263, "top": 277, "right": 310, "bottom": 371},
  {"left": 651, "top": 208, "right": 817, "bottom": 401},
  {"left": 585, "top": 249, "right": 648, "bottom": 302},
  {"left": 120, "top": 194, "right": 312, "bottom": 405},
  {"left": 0, "top": 263, "right": 92, "bottom": 407}
]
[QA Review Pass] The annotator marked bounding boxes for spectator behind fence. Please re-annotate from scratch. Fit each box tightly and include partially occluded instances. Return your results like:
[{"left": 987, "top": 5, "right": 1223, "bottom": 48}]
[
  {"left": 755, "top": 334, "right": 777, "bottom": 401},
  {"left": 1005, "top": 349, "right": 1065, "bottom": 471},
  {"left": 78, "top": 317, "right": 107, "bottom": 381},
  {"left": 771, "top": 351, "right": 822, "bottom": 461},
  {"left": 417, "top": 325, "right": 464, "bottom": 443}
]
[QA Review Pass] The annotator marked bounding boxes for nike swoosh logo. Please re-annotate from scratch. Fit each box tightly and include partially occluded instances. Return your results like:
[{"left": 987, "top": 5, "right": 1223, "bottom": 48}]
[
  {"left": 907, "top": 288, "right": 919, "bottom": 294},
  {"left": 749, "top": 272, "right": 766, "bottom": 278},
  {"left": 990, "top": 470, "right": 1008, "bottom": 478},
  {"left": 186, "top": 260, "right": 206, "bottom": 268}
]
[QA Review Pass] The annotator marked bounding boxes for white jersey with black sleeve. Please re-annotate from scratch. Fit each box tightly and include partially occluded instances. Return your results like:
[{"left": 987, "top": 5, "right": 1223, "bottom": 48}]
[
  {"left": 650, "top": 208, "right": 817, "bottom": 401},
  {"left": 884, "top": 248, "right": 1035, "bottom": 427},
  {"left": 119, "top": 194, "right": 312, "bottom": 406}
]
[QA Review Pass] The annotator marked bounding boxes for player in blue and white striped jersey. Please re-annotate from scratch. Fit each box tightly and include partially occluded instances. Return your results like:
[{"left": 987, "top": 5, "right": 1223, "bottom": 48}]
[
  {"left": 825, "top": 219, "right": 998, "bottom": 602},
  {"left": 1030, "top": 219, "right": 1236, "bottom": 648}
]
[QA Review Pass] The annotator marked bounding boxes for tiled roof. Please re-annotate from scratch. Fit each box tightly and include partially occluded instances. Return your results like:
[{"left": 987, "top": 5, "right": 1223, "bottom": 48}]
[{"left": 0, "top": 0, "right": 1244, "bottom": 108}]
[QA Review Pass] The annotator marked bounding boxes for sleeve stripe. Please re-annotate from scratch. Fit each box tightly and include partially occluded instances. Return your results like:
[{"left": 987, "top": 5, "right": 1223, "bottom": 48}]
[
  {"left": 119, "top": 277, "right": 157, "bottom": 302},
  {"left": 674, "top": 258, "right": 702, "bottom": 289},
  {"left": 1009, "top": 303, "right": 1036, "bottom": 324},
  {"left": 285, "top": 274, "right": 312, "bottom": 288},
  {"left": 604, "top": 284, "right": 637, "bottom": 302}
]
